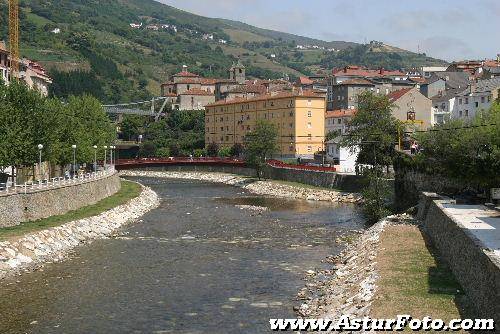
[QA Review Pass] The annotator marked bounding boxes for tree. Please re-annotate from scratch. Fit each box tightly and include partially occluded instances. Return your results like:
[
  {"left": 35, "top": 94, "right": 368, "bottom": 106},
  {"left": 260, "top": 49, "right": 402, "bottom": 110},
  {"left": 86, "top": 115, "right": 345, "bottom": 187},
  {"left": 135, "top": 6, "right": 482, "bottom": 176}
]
[
  {"left": 244, "top": 120, "right": 278, "bottom": 179},
  {"left": 207, "top": 142, "right": 219, "bottom": 157},
  {"left": 341, "top": 91, "right": 402, "bottom": 170},
  {"left": 121, "top": 115, "right": 145, "bottom": 141},
  {"left": 230, "top": 143, "right": 244, "bottom": 157}
]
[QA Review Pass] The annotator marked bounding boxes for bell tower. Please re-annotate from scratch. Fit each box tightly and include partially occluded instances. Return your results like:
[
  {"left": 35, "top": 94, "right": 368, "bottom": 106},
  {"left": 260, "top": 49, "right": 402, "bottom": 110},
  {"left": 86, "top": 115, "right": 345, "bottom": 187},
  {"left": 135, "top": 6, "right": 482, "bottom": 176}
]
[{"left": 229, "top": 59, "right": 246, "bottom": 84}]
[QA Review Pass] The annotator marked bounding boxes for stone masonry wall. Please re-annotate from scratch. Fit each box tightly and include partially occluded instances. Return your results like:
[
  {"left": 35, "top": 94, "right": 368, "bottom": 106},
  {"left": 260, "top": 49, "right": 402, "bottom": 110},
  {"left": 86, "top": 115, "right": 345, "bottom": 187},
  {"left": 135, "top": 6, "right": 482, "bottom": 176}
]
[
  {"left": 0, "top": 173, "right": 121, "bottom": 228},
  {"left": 123, "top": 164, "right": 366, "bottom": 193},
  {"left": 418, "top": 193, "right": 500, "bottom": 323}
]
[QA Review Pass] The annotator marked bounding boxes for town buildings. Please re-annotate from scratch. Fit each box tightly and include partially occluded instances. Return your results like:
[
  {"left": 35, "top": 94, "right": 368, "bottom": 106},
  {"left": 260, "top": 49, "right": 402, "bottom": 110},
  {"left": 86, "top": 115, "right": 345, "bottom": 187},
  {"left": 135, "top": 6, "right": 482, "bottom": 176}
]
[
  {"left": 0, "top": 41, "right": 52, "bottom": 96},
  {"left": 388, "top": 87, "right": 433, "bottom": 130},
  {"left": 205, "top": 91, "right": 325, "bottom": 158},
  {"left": 452, "top": 78, "right": 500, "bottom": 120},
  {"left": 325, "top": 109, "right": 358, "bottom": 173}
]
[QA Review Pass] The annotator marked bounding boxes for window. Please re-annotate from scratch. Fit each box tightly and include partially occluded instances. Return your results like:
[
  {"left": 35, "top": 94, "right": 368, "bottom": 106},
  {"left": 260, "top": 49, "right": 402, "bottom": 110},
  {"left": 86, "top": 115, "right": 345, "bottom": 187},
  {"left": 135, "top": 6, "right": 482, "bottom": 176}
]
[
  {"left": 307, "top": 122, "right": 312, "bottom": 129},
  {"left": 488, "top": 95, "right": 492, "bottom": 102},
  {"left": 465, "top": 110, "right": 469, "bottom": 117},
  {"left": 307, "top": 146, "right": 312, "bottom": 152},
  {"left": 459, "top": 110, "right": 463, "bottom": 117},
  {"left": 459, "top": 98, "right": 462, "bottom": 105},
  {"left": 308, "top": 134, "right": 312, "bottom": 141},
  {"left": 307, "top": 99, "right": 312, "bottom": 106},
  {"left": 337, "top": 119, "right": 341, "bottom": 124},
  {"left": 307, "top": 111, "right": 312, "bottom": 117},
  {"left": 475, "top": 102, "right": 479, "bottom": 108},
  {"left": 481, "top": 96, "right": 485, "bottom": 103},
  {"left": 465, "top": 97, "right": 469, "bottom": 104}
]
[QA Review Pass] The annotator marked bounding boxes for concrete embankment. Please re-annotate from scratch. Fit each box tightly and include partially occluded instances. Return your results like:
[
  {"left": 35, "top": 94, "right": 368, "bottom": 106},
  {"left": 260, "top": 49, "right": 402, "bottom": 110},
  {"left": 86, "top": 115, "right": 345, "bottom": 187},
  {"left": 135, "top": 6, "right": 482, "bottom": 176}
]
[
  {"left": 120, "top": 171, "right": 362, "bottom": 203},
  {"left": 0, "top": 183, "right": 160, "bottom": 279},
  {"left": 0, "top": 172, "right": 121, "bottom": 228}
]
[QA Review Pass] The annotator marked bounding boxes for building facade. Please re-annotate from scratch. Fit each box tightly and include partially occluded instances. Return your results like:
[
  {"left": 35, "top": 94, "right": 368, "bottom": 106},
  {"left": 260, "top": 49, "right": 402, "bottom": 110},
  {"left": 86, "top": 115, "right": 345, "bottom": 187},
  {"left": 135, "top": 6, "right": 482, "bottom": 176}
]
[
  {"left": 325, "top": 109, "right": 358, "bottom": 173},
  {"left": 388, "top": 87, "right": 433, "bottom": 130},
  {"left": 452, "top": 78, "right": 500, "bottom": 120},
  {"left": 205, "top": 92, "right": 326, "bottom": 158}
]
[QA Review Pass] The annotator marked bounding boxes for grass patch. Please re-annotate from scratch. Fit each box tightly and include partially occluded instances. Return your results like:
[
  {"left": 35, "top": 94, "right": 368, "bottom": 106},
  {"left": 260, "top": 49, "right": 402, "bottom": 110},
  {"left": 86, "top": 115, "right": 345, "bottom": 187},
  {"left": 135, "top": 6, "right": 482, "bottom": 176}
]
[
  {"left": 371, "top": 225, "right": 472, "bottom": 332},
  {"left": 0, "top": 180, "right": 142, "bottom": 241}
]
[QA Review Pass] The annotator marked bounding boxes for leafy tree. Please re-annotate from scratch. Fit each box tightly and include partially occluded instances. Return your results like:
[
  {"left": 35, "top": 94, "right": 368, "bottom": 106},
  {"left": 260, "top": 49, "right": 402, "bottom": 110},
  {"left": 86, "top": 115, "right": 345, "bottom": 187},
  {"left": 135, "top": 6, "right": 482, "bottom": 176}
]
[
  {"left": 218, "top": 147, "right": 232, "bottom": 158},
  {"left": 207, "top": 142, "right": 219, "bottom": 157},
  {"left": 341, "top": 91, "right": 402, "bottom": 170},
  {"left": 361, "top": 169, "right": 392, "bottom": 224},
  {"left": 139, "top": 142, "right": 157, "bottom": 158},
  {"left": 121, "top": 115, "right": 145, "bottom": 141},
  {"left": 230, "top": 143, "right": 244, "bottom": 157},
  {"left": 244, "top": 120, "right": 278, "bottom": 179},
  {"left": 156, "top": 147, "right": 170, "bottom": 158},
  {"left": 414, "top": 103, "right": 500, "bottom": 189}
]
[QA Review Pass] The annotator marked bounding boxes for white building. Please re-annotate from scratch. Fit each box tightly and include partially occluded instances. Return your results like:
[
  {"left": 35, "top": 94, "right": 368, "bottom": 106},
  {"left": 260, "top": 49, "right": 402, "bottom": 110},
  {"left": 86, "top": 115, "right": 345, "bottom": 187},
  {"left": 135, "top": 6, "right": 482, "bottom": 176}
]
[
  {"left": 419, "top": 66, "right": 448, "bottom": 78},
  {"left": 452, "top": 78, "right": 500, "bottom": 120},
  {"left": 325, "top": 109, "right": 358, "bottom": 173}
]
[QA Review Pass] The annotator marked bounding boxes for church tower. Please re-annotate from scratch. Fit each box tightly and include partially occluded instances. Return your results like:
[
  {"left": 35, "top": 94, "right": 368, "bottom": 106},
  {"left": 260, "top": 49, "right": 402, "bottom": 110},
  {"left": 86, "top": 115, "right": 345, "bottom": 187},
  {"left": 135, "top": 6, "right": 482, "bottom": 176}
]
[{"left": 229, "top": 60, "right": 246, "bottom": 84}]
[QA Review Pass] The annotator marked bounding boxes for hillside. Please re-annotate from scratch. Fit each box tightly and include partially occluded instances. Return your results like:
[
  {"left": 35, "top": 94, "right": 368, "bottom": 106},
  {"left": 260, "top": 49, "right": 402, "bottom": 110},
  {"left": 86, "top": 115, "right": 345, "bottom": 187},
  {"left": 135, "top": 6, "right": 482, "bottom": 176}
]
[{"left": 0, "top": 0, "right": 447, "bottom": 103}]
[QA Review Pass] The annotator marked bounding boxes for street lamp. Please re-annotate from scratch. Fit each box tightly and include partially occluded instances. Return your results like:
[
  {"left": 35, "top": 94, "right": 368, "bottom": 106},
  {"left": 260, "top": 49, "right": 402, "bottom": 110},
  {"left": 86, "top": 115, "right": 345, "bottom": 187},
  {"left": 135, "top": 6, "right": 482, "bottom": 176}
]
[
  {"left": 71, "top": 145, "right": 77, "bottom": 177},
  {"left": 93, "top": 145, "right": 98, "bottom": 172},
  {"left": 104, "top": 146, "right": 108, "bottom": 169},
  {"left": 37, "top": 144, "right": 43, "bottom": 180},
  {"left": 110, "top": 145, "right": 114, "bottom": 167}
]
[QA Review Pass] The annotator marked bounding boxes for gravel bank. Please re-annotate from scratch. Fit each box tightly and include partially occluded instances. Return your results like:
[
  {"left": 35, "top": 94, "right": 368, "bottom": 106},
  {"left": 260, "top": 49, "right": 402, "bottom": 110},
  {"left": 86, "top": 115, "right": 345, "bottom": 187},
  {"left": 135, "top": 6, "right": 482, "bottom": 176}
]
[
  {"left": 120, "top": 171, "right": 362, "bottom": 203},
  {"left": 0, "top": 183, "right": 160, "bottom": 280},
  {"left": 296, "top": 214, "right": 415, "bottom": 329}
]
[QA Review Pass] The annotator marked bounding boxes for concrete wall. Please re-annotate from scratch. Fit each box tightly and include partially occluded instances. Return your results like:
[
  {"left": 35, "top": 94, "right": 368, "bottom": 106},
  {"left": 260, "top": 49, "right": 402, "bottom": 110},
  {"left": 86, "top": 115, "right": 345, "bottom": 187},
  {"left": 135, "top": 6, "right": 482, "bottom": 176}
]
[
  {"left": 0, "top": 173, "right": 121, "bottom": 228},
  {"left": 418, "top": 193, "right": 500, "bottom": 324},
  {"left": 123, "top": 164, "right": 366, "bottom": 193}
]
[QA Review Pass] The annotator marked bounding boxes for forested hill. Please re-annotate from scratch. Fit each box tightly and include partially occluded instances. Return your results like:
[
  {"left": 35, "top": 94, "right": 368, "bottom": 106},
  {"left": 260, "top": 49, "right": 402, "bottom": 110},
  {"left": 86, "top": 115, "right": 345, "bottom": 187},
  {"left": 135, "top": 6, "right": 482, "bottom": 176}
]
[{"left": 0, "top": 0, "right": 447, "bottom": 103}]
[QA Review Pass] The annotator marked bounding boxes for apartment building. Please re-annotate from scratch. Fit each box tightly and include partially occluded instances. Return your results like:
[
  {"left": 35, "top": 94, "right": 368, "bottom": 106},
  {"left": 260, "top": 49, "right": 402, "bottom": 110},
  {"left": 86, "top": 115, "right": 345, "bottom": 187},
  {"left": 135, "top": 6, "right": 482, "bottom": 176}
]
[
  {"left": 325, "top": 109, "right": 358, "bottom": 173},
  {"left": 205, "top": 91, "right": 326, "bottom": 158},
  {"left": 452, "top": 78, "right": 500, "bottom": 120}
]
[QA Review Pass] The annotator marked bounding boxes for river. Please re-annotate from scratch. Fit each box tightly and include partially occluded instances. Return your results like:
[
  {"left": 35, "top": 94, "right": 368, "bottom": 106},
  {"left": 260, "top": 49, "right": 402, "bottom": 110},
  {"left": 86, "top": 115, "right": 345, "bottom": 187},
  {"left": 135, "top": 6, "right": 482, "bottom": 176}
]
[{"left": 0, "top": 177, "right": 365, "bottom": 333}]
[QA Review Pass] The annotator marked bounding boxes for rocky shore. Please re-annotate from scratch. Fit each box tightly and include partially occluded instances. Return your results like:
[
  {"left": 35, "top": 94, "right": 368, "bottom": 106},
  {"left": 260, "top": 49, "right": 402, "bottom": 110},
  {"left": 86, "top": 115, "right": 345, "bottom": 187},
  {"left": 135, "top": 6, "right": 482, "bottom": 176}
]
[
  {"left": 120, "top": 170, "right": 361, "bottom": 203},
  {"left": 0, "top": 183, "right": 160, "bottom": 280},
  {"left": 296, "top": 214, "right": 415, "bottom": 328}
]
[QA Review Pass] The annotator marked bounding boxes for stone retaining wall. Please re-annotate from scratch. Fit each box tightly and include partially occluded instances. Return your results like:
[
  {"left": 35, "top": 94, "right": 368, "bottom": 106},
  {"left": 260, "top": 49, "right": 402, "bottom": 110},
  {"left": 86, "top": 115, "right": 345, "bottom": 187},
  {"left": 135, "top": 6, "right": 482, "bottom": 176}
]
[
  {"left": 0, "top": 184, "right": 159, "bottom": 279},
  {"left": 0, "top": 173, "right": 121, "bottom": 228},
  {"left": 123, "top": 164, "right": 366, "bottom": 193},
  {"left": 418, "top": 193, "right": 500, "bottom": 323}
]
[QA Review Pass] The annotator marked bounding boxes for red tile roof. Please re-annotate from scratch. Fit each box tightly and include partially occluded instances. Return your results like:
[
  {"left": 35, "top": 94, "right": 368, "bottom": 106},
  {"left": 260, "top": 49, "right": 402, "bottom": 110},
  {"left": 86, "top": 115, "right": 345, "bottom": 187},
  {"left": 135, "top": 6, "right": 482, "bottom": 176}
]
[
  {"left": 206, "top": 90, "right": 324, "bottom": 107},
  {"left": 298, "top": 76, "right": 314, "bottom": 85},
  {"left": 163, "top": 93, "right": 177, "bottom": 97},
  {"left": 175, "top": 78, "right": 201, "bottom": 84},
  {"left": 387, "top": 88, "right": 412, "bottom": 102},
  {"left": 200, "top": 78, "right": 219, "bottom": 85},
  {"left": 173, "top": 70, "right": 200, "bottom": 78},
  {"left": 227, "top": 84, "right": 267, "bottom": 94},
  {"left": 179, "top": 88, "right": 214, "bottom": 96},
  {"left": 340, "top": 78, "right": 374, "bottom": 86},
  {"left": 325, "top": 109, "right": 356, "bottom": 118},
  {"left": 333, "top": 65, "right": 406, "bottom": 78}
]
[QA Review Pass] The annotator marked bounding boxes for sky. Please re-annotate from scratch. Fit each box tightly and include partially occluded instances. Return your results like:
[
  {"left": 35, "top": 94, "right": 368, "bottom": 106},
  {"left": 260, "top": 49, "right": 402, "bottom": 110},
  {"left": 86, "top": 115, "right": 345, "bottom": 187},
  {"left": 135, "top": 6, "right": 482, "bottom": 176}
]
[{"left": 156, "top": 0, "right": 500, "bottom": 61}]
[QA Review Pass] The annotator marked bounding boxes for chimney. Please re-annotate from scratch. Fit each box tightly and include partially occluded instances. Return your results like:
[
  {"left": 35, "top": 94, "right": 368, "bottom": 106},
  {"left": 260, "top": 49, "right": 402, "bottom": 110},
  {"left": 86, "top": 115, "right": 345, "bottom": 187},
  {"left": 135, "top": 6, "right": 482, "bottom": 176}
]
[
  {"left": 182, "top": 65, "right": 188, "bottom": 72},
  {"left": 379, "top": 67, "right": 385, "bottom": 75}
]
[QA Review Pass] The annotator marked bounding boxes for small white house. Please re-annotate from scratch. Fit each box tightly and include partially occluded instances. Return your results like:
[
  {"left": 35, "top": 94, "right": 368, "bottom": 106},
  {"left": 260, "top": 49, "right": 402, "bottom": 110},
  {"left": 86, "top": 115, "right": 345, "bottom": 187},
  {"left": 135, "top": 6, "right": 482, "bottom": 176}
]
[
  {"left": 51, "top": 28, "right": 61, "bottom": 34},
  {"left": 325, "top": 108, "right": 358, "bottom": 173}
]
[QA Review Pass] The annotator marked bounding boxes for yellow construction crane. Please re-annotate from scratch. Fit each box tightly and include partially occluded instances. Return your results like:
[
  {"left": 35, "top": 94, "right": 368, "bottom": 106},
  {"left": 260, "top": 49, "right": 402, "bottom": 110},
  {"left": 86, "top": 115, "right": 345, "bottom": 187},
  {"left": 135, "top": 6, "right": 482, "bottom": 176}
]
[{"left": 8, "top": 0, "right": 20, "bottom": 78}]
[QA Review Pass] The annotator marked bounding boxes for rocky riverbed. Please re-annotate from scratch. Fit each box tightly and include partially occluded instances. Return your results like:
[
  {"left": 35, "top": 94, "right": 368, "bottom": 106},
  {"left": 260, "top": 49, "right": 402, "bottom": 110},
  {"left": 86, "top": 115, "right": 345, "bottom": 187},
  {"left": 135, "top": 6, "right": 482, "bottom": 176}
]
[
  {"left": 296, "top": 214, "right": 415, "bottom": 330},
  {"left": 0, "top": 183, "right": 160, "bottom": 280},
  {"left": 120, "top": 171, "right": 362, "bottom": 203}
]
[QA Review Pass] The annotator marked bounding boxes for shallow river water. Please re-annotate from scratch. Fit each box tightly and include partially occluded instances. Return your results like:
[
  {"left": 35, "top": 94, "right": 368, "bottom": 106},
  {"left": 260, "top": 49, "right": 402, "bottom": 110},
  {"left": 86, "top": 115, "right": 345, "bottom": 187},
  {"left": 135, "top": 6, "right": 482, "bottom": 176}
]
[{"left": 0, "top": 177, "right": 365, "bottom": 334}]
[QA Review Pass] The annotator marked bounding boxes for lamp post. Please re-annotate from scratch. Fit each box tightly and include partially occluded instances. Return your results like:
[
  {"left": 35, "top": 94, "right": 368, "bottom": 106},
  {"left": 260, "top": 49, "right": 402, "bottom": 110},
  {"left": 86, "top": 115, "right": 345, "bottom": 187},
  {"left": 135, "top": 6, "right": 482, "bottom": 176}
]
[
  {"left": 37, "top": 144, "right": 43, "bottom": 180},
  {"left": 110, "top": 146, "right": 114, "bottom": 167},
  {"left": 104, "top": 146, "right": 108, "bottom": 169},
  {"left": 71, "top": 145, "right": 77, "bottom": 177},
  {"left": 93, "top": 145, "right": 98, "bottom": 172}
]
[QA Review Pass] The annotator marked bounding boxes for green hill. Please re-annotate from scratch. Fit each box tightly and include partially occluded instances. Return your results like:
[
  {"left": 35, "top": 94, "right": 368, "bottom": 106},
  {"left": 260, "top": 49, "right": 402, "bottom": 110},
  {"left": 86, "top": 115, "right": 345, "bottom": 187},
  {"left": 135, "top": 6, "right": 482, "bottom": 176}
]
[{"left": 0, "top": 0, "right": 447, "bottom": 103}]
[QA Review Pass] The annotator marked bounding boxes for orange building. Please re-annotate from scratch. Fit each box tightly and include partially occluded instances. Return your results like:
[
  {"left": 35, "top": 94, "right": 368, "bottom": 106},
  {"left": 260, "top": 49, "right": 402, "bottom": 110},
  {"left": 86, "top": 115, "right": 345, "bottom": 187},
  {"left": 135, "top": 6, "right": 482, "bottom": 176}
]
[{"left": 205, "top": 91, "right": 326, "bottom": 158}]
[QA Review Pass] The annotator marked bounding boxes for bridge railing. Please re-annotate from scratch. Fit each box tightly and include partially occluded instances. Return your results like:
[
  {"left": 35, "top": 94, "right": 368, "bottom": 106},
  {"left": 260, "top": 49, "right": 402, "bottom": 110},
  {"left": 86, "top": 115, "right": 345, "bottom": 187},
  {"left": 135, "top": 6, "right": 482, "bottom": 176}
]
[
  {"left": 116, "top": 157, "right": 245, "bottom": 166},
  {"left": 0, "top": 167, "right": 116, "bottom": 196}
]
